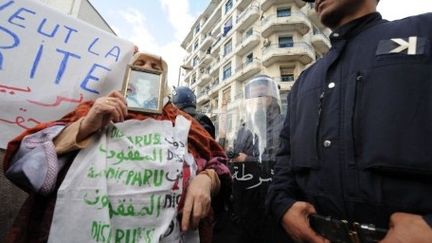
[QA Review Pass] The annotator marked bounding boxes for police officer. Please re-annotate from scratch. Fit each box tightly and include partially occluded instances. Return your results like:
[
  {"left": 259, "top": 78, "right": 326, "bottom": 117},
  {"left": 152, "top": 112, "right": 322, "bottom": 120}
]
[
  {"left": 216, "top": 75, "right": 290, "bottom": 243},
  {"left": 173, "top": 86, "right": 216, "bottom": 138},
  {"left": 266, "top": 0, "right": 432, "bottom": 243}
]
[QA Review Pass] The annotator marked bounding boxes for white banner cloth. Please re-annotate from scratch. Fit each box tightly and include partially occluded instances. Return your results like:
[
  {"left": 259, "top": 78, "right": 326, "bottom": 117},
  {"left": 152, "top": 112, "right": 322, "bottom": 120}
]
[{"left": 48, "top": 116, "right": 199, "bottom": 243}]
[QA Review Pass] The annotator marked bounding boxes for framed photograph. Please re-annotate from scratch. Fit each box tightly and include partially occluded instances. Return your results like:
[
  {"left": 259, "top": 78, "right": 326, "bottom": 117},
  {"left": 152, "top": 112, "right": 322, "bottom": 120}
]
[{"left": 121, "top": 65, "right": 164, "bottom": 114}]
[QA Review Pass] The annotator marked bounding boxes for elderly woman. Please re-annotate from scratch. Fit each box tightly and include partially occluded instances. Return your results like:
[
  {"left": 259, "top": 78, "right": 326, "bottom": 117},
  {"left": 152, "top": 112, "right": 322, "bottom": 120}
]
[{"left": 3, "top": 52, "right": 230, "bottom": 243}]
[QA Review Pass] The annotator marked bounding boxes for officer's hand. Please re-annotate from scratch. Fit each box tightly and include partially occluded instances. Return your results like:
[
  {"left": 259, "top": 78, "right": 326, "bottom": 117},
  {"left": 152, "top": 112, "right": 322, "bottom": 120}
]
[
  {"left": 78, "top": 90, "right": 127, "bottom": 141},
  {"left": 281, "top": 201, "right": 329, "bottom": 243},
  {"left": 181, "top": 173, "right": 212, "bottom": 231},
  {"left": 233, "top": 152, "right": 247, "bottom": 162},
  {"left": 380, "top": 212, "right": 432, "bottom": 243}
]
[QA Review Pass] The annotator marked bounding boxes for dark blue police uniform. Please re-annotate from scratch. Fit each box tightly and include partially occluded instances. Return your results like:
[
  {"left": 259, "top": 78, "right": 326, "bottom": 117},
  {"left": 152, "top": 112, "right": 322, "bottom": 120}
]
[{"left": 267, "top": 12, "right": 432, "bottom": 229}]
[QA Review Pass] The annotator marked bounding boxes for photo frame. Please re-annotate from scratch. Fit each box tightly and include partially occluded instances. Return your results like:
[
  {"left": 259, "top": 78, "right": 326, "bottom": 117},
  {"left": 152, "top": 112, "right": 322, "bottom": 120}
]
[{"left": 121, "top": 65, "right": 164, "bottom": 114}]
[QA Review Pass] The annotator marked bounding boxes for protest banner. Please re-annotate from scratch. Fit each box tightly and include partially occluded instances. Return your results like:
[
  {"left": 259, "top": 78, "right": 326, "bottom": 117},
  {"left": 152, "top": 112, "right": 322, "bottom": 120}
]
[
  {"left": 48, "top": 117, "right": 193, "bottom": 243},
  {"left": 0, "top": 0, "right": 135, "bottom": 148}
]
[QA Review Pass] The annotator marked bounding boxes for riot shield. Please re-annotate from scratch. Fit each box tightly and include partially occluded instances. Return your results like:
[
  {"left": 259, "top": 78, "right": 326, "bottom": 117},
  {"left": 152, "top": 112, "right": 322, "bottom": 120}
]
[{"left": 217, "top": 75, "right": 287, "bottom": 242}]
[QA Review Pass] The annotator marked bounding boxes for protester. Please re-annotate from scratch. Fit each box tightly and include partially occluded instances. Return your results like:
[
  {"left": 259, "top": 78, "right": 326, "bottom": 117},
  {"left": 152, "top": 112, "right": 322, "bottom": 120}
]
[
  {"left": 3, "top": 52, "right": 230, "bottom": 243},
  {"left": 266, "top": 0, "right": 432, "bottom": 242},
  {"left": 173, "top": 86, "right": 215, "bottom": 139},
  {"left": 213, "top": 75, "right": 289, "bottom": 243}
]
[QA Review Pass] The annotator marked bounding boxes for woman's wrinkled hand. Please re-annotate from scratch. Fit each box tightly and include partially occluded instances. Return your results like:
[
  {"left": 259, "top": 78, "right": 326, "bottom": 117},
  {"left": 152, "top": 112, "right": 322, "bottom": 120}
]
[
  {"left": 181, "top": 173, "right": 212, "bottom": 231},
  {"left": 78, "top": 90, "right": 127, "bottom": 141}
]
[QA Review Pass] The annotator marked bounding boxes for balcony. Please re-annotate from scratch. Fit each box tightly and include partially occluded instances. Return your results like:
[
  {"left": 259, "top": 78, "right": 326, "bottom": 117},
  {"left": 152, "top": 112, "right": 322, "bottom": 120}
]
[
  {"left": 236, "top": 0, "right": 253, "bottom": 10},
  {"left": 209, "top": 59, "right": 220, "bottom": 76},
  {"left": 201, "top": 72, "right": 212, "bottom": 84},
  {"left": 261, "top": 12, "right": 311, "bottom": 37},
  {"left": 236, "top": 5, "right": 260, "bottom": 32},
  {"left": 198, "top": 53, "right": 214, "bottom": 68},
  {"left": 262, "top": 42, "right": 315, "bottom": 67},
  {"left": 199, "top": 34, "right": 216, "bottom": 52},
  {"left": 311, "top": 31, "right": 331, "bottom": 54},
  {"left": 274, "top": 77, "right": 296, "bottom": 91},
  {"left": 183, "top": 68, "right": 194, "bottom": 82},
  {"left": 236, "top": 32, "right": 260, "bottom": 56},
  {"left": 208, "top": 78, "right": 220, "bottom": 95},
  {"left": 197, "top": 87, "right": 211, "bottom": 103},
  {"left": 201, "top": 9, "right": 222, "bottom": 35},
  {"left": 211, "top": 34, "right": 223, "bottom": 57},
  {"left": 234, "top": 59, "right": 261, "bottom": 81},
  {"left": 261, "top": 0, "right": 306, "bottom": 11}
]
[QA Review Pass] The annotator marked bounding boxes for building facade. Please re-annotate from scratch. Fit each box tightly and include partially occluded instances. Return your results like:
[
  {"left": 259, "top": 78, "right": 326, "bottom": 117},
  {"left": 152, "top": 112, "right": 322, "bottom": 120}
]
[{"left": 181, "top": 0, "right": 330, "bottom": 145}]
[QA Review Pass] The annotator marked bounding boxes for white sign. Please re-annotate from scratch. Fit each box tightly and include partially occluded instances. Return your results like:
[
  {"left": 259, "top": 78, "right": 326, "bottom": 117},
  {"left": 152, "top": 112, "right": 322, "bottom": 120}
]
[
  {"left": 0, "top": 0, "right": 135, "bottom": 148},
  {"left": 49, "top": 117, "right": 192, "bottom": 243}
]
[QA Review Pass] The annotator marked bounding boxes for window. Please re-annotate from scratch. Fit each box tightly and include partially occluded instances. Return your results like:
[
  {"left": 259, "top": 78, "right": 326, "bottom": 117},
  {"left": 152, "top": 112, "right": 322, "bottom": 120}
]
[
  {"left": 223, "top": 62, "right": 232, "bottom": 80},
  {"left": 245, "top": 28, "right": 253, "bottom": 38},
  {"left": 245, "top": 53, "right": 253, "bottom": 64},
  {"left": 222, "top": 86, "right": 231, "bottom": 105},
  {"left": 195, "top": 23, "right": 200, "bottom": 33},
  {"left": 280, "top": 67, "right": 295, "bottom": 82},
  {"left": 279, "top": 36, "right": 293, "bottom": 48},
  {"left": 193, "top": 40, "right": 199, "bottom": 50},
  {"left": 192, "top": 56, "right": 199, "bottom": 67},
  {"left": 223, "top": 18, "right": 233, "bottom": 36},
  {"left": 225, "top": 0, "right": 233, "bottom": 13},
  {"left": 192, "top": 74, "right": 196, "bottom": 84},
  {"left": 281, "top": 74, "right": 295, "bottom": 81},
  {"left": 277, "top": 8, "right": 291, "bottom": 17},
  {"left": 224, "top": 39, "right": 232, "bottom": 56}
]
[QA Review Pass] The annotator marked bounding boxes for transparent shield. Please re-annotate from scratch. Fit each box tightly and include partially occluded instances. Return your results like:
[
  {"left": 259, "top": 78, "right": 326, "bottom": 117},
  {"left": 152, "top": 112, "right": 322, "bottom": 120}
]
[{"left": 221, "top": 96, "right": 283, "bottom": 164}]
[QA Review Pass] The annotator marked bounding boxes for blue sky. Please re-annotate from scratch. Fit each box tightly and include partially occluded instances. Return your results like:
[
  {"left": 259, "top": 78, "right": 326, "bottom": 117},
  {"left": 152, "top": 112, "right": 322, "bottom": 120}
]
[
  {"left": 89, "top": 0, "right": 432, "bottom": 87},
  {"left": 90, "top": 0, "right": 209, "bottom": 88}
]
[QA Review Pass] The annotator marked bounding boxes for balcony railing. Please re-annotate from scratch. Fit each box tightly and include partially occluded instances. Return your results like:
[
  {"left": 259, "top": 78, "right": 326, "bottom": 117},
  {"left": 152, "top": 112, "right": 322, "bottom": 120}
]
[
  {"left": 262, "top": 42, "right": 315, "bottom": 66},
  {"left": 311, "top": 27, "right": 331, "bottom": 53},
  {"left": 274, "top": 77, "right": 296, "bottom": 90},
  {"left": 235, "top": 32, "right": 260, "bottom": 56},
  {"left": 234, "top": 58, "right": 261, "bottom": 81},
  {"left": 236, "top": 0, "right": 253, "bottom": 10},
  {"left": 261, "top": 0, "right": 306, "bottom": 11},
  {"left": 198, "top": 53, "right": 214, "bottom": 68},
  {"left": 199, "top": 33, "right": 216, "bottom": 52},
  {"left": 235, "top": 5, "right": 260, "bottom": 31},
  {"left": 261, "top": 12, "right": 311, "bottom": 37}
]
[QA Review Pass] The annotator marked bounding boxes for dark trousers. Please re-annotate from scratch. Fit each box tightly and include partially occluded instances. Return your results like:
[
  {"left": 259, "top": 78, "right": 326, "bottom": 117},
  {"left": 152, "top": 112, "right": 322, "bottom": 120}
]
[{"left": 212, "top": 210, "right": 293, "bottom": 243}]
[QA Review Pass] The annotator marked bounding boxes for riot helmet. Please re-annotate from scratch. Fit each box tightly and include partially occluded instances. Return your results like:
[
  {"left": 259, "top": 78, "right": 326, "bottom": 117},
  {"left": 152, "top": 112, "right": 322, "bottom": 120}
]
[
  {"left": 230, "top": 75, "right": 282, "bottom": 163},
  {"left": 172, "top": 86, "right": 197, "bottom": 114},
  {"left": 244, "top": 75, "right": 280, "bottom": 100}
]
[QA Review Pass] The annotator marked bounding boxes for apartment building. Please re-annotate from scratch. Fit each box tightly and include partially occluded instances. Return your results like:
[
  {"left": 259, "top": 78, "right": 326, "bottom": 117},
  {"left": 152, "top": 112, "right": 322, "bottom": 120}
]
[{"left": 180, "top": 0, "right": 330, "bottom": 143}]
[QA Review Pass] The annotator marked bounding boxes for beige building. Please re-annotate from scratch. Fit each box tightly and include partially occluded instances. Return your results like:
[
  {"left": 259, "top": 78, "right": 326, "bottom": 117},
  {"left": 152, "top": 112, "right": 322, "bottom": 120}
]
[{"left": 181, "top": 0, "right": 330, "bottom": 143}]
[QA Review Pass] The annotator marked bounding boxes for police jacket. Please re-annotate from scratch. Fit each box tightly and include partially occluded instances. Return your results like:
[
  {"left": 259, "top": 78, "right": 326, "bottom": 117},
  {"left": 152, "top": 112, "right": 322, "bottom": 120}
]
[
  {"left": 194, "top": 112, "right": 215, "bottom": 138},
  {"left": 267, "top": 12, "right": 432, "bottom": 228}
]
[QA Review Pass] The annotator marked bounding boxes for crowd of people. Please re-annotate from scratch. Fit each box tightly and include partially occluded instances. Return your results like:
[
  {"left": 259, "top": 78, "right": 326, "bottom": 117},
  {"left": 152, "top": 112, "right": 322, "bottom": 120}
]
[{"left": 3, "top": 0, "right": 432, "bottom": 242}]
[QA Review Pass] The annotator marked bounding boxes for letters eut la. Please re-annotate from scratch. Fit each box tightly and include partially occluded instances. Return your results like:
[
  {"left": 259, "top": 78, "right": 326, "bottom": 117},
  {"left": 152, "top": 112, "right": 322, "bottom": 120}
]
[{"left": 0, "top": 0, "right": 124, "bottom": 95}]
